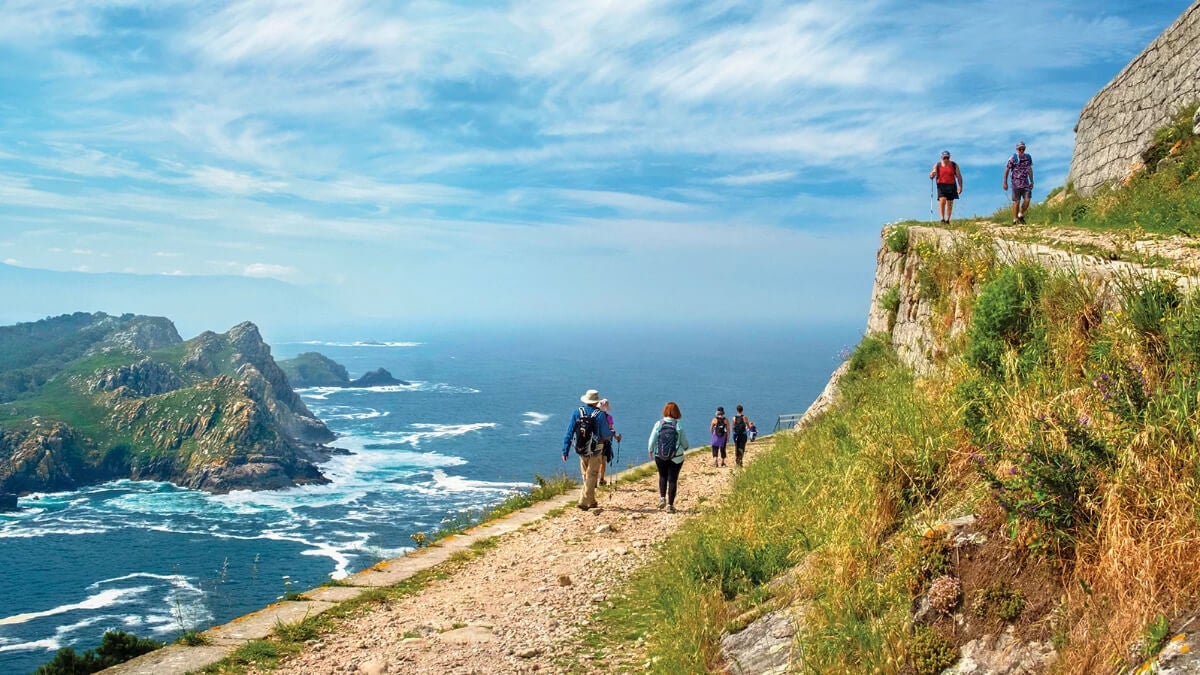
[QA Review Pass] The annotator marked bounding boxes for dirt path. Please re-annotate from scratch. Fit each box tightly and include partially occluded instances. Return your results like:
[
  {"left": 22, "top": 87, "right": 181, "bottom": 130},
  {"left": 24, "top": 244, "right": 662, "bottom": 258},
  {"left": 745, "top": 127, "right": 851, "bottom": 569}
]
[{"left": 268, "top": 441, "right": 769, "bottom": 675}]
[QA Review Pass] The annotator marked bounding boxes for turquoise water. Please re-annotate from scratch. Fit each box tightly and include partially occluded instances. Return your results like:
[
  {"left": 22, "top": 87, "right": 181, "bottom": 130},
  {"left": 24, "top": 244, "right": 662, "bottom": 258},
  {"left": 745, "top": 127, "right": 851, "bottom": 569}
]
[{"left": 0, "top": 322, "right": 859, "bottom": 673}]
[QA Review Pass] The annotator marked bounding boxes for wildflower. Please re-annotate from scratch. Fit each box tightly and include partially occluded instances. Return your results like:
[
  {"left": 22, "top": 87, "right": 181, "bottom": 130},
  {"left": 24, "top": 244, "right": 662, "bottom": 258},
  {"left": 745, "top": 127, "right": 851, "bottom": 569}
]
[
  {"left": 1077, "top": 415, "right": 1090, "bottom": 426},
  {"left": 1008, "top": 466, "right": 1020, "bottom": 475}
]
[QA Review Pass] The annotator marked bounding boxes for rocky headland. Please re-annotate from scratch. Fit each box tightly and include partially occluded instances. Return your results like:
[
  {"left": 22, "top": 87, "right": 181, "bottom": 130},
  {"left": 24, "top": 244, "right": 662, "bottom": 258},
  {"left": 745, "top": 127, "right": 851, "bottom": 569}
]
[
  {"left": 277, "top": 351, "right": 409, "bottom": 388},
  {"left": 0, "top": 312, "right": 343, "bottom": 496}
]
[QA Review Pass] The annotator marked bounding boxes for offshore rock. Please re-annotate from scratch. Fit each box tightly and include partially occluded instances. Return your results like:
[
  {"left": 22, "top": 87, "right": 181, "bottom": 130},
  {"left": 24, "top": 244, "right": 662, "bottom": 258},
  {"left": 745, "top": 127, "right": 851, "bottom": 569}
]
[{"left": 348, "top": 368, "right": 407, "bottom": 388}]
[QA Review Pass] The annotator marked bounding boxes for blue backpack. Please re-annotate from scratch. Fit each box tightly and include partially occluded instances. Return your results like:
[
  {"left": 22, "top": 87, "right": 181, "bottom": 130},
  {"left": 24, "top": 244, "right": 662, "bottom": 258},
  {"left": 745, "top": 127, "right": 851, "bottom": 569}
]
[{"left": 656, "top": 419, "right": 678, "bottom": 460}]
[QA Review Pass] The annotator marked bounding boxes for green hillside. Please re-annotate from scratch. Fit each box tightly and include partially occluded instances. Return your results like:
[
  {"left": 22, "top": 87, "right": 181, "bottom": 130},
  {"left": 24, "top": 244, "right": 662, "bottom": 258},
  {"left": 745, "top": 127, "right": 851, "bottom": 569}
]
[{"left": 0, "top": 314, "right": 336, "bottom": 494}]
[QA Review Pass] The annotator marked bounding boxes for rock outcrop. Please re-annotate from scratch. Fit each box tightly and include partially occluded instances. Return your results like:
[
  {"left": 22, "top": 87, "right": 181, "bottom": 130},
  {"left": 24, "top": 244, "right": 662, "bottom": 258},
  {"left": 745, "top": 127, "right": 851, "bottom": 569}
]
[
  {"left": 0, "top": 313, "right": 342, "bottom": 495},
  {"left": 278, "top": 352, "right": 409, "bottom": 389}
]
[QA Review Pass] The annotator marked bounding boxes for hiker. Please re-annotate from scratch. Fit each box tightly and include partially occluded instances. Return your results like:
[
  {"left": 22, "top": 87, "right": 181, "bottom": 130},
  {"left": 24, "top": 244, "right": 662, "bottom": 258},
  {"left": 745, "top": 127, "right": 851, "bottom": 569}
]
[
  {"left": 561, "top": 388, "right": 614, "bottom": 510},
  {"left": 648, "top": 401, "right": 689, "bottom": 513},
  {"left": 597, "top": 398, "right": 621, "bottom": 486},
  {"left": 1003, "top": 141, "right": 1034, "bottom": 224},
  {"left": 731, "top": 405, "right": 754, "bottom": 467},
  {"left": 748, "top": 422, "right": 758, "bottom": 442},
  {"left": 929, "top": 150, "right": 963, "bottom": 224},
  {"left": 710, "top": 406, "right": 729, "bottom": 467}
]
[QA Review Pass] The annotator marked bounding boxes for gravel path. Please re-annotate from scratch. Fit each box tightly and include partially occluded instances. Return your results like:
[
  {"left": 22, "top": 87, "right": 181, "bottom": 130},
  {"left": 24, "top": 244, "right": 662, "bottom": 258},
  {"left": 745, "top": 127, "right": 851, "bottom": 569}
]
[{"left": 270, "top": 442, "right": 769, "bottom": 675}]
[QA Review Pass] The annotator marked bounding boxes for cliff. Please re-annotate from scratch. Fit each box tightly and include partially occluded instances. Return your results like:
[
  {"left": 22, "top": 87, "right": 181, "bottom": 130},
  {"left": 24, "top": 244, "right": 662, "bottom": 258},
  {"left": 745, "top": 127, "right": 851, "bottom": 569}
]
[{"left": 0, "top": 313, "right": 341, "bottom": 495}]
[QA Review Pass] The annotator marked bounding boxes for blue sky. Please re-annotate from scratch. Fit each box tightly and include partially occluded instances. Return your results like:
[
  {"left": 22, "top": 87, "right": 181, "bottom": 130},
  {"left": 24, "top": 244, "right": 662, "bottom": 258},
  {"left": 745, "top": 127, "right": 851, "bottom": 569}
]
[{"left": 0, "top": 0, "right": 1190, "bottom": 327}]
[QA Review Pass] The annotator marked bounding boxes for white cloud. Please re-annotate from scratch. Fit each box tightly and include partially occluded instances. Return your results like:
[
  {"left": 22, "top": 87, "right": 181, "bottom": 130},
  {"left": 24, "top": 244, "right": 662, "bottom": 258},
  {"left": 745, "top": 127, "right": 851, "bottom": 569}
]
[
  {"left": 70, "top": 248, "right": 93, "bottom": 255},
  {"left": 3, "top": 258, "right": 20, "bottom": 265},
  {"left": 714, "top": 171, "right": 797, "bottom": 186},
  {"left": 242, "top": 262, "right": 296, "bottom": 279}
]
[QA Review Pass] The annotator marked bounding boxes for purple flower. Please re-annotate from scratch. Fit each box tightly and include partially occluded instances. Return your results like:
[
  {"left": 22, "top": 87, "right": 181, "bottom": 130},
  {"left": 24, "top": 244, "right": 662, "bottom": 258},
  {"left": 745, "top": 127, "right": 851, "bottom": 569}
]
[
  {"left": 1077, "top": 415, "right": 1090, "bottom": 427},
  {"left": 1008, "top": 466, "right": 1020, "bottom": 475}
]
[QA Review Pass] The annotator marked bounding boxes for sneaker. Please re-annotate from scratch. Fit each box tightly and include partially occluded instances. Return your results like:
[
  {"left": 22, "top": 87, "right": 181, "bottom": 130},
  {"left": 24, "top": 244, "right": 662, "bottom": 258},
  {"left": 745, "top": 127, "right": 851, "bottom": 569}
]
[
  {"left": 598, "top": 479, "right": 607, "bottom": 486},
  {"left": 577, "top": 503, "right": 591, "bottom": 511},
  {"left": 667, "top": 505, "right": 676, "bottom": 514},
  {"left": 1018, "top": 215, "right": 1026, "bottom": 225},
  {"left": 1012, "top": 218, "right": 1018, "bottom": 225},
  {"left": 720, "top": 461, "right": 726, "bottom": 467},
  {"left": 658, "top": 498, "right": 666, "bottom": 510}
]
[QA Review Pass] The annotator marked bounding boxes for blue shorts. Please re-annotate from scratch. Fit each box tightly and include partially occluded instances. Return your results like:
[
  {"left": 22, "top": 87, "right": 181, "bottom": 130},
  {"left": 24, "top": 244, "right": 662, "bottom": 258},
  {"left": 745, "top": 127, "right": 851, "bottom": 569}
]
[{"left": 1011, "top": 187, "right": 1031, "bottom": 201}]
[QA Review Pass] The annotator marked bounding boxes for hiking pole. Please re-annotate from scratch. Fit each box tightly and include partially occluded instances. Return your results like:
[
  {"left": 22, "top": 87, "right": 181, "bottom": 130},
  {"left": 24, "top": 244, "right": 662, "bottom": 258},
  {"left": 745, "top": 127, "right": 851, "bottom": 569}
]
[{"left": 930, "top": 177, "right": 936, "bottom": 221}]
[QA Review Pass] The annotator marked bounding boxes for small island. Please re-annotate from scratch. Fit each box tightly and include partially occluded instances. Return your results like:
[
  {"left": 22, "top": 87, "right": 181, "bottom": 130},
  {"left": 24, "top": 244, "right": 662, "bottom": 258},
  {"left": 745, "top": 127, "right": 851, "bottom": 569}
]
[{"left": 277, "top": 352, "right": 409, "bottom": 388}]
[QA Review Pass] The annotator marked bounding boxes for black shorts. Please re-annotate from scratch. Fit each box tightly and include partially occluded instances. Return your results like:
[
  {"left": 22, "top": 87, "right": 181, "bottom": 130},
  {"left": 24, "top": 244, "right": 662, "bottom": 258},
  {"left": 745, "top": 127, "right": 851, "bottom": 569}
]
[
  {"left": 1011, "top": 187, "right": 1031, "bottom": 201},
  {"left": 937, "top": 183, "right": 958, "bottom": 200}
]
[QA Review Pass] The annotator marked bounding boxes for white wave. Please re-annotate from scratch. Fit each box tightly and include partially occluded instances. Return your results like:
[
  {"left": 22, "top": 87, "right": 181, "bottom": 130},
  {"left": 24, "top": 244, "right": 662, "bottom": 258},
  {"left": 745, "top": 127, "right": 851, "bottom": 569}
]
[
  {"left": 334, "top": 425, "right": 494, "bottom": 452},
  {"left": 296, "top": 381, "right": 480, "bottom": 399},
  {"left": 430, "top": 470, "right": 532, "bottom": 494},
  {"left": 0, "top": 587, "right": 146, "bottom": 626},
  {"left": 324, "top": 409, "right": 389, "bottom": 421},
  {"left": 289, "top": 340, "right": 422, "bottom": 348},
  {"left": 53, "top": 616, "right": 107, "bottom": 637},
  {"left": 0, "top": 526, "right": 112, "bottom": 538},
  {"left": 522, "top": 411, "right": 551, "bottom": 427},
  {"left": 0, "top": 638, "right": 60, "bottom": 653}
]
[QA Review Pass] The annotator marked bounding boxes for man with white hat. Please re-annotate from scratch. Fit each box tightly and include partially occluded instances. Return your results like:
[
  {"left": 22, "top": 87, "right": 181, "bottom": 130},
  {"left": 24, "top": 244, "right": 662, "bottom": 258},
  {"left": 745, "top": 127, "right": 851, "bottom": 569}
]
[{"left": 562, "top": 388, "right": 614, "bottom": 510}]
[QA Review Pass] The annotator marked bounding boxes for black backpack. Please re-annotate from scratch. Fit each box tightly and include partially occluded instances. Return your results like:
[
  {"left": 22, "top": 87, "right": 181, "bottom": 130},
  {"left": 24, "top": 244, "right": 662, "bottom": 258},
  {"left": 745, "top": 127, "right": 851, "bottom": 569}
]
[
  {"left": 733, "top": 415, "right": 747, "bottom": 435},
  {"left": 656, "top": 419, "right": 678, "bottom": 460},
  {"left": 714, "top": 416, "right": 727, "bottom": 437},
  {"left": 574, "top": 407, "right": 604, "bottom": 456}
]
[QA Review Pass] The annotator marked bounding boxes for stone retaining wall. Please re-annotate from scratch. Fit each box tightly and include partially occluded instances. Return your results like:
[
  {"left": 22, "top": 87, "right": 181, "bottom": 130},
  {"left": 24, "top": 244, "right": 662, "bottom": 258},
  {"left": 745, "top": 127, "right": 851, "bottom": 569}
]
[{"left": 1067, "top": 1, "right": 1200, "bottom": 196}]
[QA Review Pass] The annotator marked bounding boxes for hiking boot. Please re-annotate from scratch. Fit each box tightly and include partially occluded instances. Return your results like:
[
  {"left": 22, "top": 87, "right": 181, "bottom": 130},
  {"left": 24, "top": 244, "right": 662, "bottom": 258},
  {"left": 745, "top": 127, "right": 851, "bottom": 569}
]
[
  {"left": 599, "top": 479, "right": 607, "bottom": 486},
  {"left": 658, "top": 498, "right": 666, "bottom": 510},
  {"left": 667, "top": 505, "right": 676, "bottom": 514},
  {"left": 720, "top": 461, "right": 726, "bottom": 467},
  {"left": 1018, "top": 215, "right": 1026, "bottom": 225},
  {"left": 577, "top": 503, "right": 591, "bottom": 511},
  {"left": 1012, "top": 218, "right": 1018, "bottom": 225}
]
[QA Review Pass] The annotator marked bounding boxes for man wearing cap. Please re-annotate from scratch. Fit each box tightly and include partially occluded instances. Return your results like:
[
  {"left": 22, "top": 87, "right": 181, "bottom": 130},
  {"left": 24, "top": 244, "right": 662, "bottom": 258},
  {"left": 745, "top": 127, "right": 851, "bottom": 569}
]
[
  {"left": 1003, "top": 141, "right": 1034, "bottom": 224},
  {"left": 562, "top": 389, "right": 614, "bottom": 510},
  {"left": 929, "top": 150, "right": 963, "bottom": 224}
]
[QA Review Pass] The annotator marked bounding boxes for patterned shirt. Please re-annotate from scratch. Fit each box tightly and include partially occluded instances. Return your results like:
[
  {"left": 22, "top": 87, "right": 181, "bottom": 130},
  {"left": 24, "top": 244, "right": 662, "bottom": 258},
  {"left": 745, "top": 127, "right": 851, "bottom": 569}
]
[{"left": 1006, "top": 153, "right": 1033, "bottom": 189}]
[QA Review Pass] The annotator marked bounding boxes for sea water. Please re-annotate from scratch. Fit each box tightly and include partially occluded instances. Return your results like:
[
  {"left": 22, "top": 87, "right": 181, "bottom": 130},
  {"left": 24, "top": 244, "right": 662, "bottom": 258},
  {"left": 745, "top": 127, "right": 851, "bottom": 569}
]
[{"left": 0, "top": 322, "right": 859, "bottom": 674}]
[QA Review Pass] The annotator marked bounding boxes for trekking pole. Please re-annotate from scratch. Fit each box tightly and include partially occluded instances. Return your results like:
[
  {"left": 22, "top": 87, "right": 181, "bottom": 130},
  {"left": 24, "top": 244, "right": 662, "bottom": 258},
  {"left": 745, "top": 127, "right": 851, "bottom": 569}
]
[{"left": 929, "top": 177, "right": 936, "bottom": 221}]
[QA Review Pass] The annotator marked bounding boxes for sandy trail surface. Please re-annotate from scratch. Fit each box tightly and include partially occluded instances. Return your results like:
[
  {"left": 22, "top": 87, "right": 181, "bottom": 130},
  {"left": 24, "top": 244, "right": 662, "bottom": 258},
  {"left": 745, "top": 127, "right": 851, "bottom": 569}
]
[{"left": 270, "top": 441, "right": 769, "bottom": 674}]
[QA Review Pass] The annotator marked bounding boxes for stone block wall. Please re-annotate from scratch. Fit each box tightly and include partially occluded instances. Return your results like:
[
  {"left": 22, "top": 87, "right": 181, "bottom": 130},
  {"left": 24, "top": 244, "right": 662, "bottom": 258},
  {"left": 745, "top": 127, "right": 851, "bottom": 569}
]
[{"left": 1068, "top": 1, "right": 1200, "bottom": 196}]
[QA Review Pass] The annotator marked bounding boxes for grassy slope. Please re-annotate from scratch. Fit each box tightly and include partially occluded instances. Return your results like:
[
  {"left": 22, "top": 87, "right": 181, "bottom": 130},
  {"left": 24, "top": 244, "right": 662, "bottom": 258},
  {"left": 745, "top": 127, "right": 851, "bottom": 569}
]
[{"left": 590, "top": 110, "right": 1200, "bottom": 674}]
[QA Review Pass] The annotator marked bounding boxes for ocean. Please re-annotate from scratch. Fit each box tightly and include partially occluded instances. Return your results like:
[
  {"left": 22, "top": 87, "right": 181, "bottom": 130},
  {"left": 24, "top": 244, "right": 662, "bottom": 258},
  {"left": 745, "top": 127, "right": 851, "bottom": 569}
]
[{"left": 0, "top": 321, "right": 859, "bottom": 674}]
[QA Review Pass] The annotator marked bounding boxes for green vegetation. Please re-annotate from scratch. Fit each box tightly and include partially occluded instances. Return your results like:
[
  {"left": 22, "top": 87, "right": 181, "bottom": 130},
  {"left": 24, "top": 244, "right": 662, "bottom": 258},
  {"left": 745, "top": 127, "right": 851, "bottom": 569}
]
[
  {"left": 884, "top": 224, "right": 910, "bottom": 252},
  {"left": 34, "top": 630, "right": 163, "bottom": 675},
  {"left": 997, "top": 103, "right": 1200, "bottom": 235},
  {"left": 276, "top": 352, "right": 350, "bottom": 387}
]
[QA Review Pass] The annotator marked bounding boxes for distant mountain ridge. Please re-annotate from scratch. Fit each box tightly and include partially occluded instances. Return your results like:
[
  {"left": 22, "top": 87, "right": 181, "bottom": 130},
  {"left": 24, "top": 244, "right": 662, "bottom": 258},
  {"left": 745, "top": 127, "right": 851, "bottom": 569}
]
[{"left": 0, "top": 312, "right": 343, "bottom": 495}]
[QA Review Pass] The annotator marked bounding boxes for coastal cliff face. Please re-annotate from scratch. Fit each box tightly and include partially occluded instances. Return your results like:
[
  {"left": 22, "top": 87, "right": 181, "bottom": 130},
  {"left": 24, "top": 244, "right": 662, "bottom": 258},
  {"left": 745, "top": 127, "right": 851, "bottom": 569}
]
[
  {"left": 0, "top": 313, "right": 339, "bottom": 495},
  {"left": 865, "top": 225, "right": 1197, "bottom": 376}
]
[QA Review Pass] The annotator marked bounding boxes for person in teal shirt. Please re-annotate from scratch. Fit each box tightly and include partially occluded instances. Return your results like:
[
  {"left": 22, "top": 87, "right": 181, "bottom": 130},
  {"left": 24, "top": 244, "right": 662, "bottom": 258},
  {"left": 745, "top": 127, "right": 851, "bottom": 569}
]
[{"left": 647, "top": 401, "right": 689, "bottom": 513}]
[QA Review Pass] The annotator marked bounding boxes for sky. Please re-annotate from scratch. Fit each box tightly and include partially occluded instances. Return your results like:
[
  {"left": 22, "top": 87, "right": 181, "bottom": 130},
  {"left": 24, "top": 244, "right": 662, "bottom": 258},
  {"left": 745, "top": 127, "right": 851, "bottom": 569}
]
[{"left": 0, "top": 0, "right": 1192, "bottom": 328}]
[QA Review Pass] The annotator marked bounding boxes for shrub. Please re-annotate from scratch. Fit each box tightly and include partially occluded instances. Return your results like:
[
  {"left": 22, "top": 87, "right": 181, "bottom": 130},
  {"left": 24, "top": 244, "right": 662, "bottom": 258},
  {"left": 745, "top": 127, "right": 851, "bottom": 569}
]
[
  {"left": 885, "top": 225, "right": 910, "bottom": 253},
  {"left": 35, "top": 631, "right": 163, "bottom": 675},
  {"left": 978, "top": 412, "right": 1113, "bottom": 554},
  {"left": 880, "top": 286, "right": 901, "bottom": 330},
  {"left": 972, "top": 582, "right": 1025, "bottom": 622},
  {"left": 908, "top": 625, "right": 958, "bottom": 675},
  {"left": 927, "top": 575, "right": 962, "bottom": 614},
  {"left": 965, "top": 264, "right": 1046, "bottom": 378},
  {"left": 847, "top": 333, "right": 897, "bottom": 376}
]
